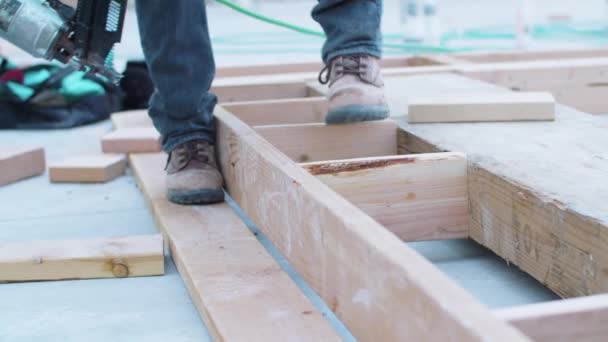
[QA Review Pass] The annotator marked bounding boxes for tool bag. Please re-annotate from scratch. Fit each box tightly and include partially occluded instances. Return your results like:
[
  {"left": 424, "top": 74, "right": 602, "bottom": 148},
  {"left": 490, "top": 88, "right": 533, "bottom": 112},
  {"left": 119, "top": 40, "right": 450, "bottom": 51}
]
[{"left": 0, "top": 58, "right": 122, "bottom": 129}]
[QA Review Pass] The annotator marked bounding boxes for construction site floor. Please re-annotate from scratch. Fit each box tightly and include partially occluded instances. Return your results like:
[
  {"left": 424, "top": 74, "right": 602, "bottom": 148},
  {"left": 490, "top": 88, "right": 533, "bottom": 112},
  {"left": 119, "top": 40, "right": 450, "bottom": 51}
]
[{"left": 3, "top": 0, "right": 603, "bottom": 340}]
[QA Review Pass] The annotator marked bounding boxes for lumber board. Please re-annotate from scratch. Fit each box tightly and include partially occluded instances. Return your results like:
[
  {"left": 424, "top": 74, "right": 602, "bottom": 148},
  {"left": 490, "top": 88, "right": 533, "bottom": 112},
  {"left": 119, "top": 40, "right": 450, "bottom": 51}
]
[
  {"left": 215, "top": 105, "right": 529, "bottom": 341},
  {"left": 0, "top": 235, "right": 164, "bottom": 282},
  {"left": 396, "top": 73, "right": 608, "bottom": 298},
  {"left": 222, "top": 97, "right": 328, "bottom": 126},
  {"left": 214, "top": 56, "right": 437, "bottom": 79},
  {"left": 301, "top": 153, "right": 469, "bottom": 241},
  {"left": 460, "top": 47, "right": 608, "bottom": 64},
  {"left": 101, "top": 127, "right": 162, "bottom": 153},
  {"left": 128, "top": 152, "right": 340, "bottom": 342},
  {"left": 111, "top": 109, "right": 153, "bottom": 129},
  {"left": 457, "top": 58, "right": 608, "bottom": 87},
  {"left": 496, "top": 294, "right": 608, "bottom": 342},
  {"left": 407, "top": 92, "right": 555, "bottom": 123},
  {"left": 49, "top": 154, "right": 127, "bottom": 183},
  {"left": 116, "top": 112, "right": 340, "bottom": 341},
  {"left": 254, "top": 120, "right": 398, "bottom": 163},
  {"left": 212, "top": 81, "right": 315, "bottom": 103},
  {"left": 0, "top": 146, "right": 45, "bottom": 186}
]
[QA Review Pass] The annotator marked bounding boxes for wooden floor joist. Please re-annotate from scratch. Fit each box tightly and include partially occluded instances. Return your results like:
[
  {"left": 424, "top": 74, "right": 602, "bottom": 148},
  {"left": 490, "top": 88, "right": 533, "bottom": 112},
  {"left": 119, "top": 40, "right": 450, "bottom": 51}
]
[
  {"left": 128, "top": 152, "right": 340, "bottom": 342},
  {"left": 496, "top": 294, "right": 608, "bottom": 342},
  {"left": 0, "top": 235, "right": 164, "bottom": 282},
  {"left": 254, "top": 120, "right": 398, "bottom": 163},
  {"left": 301, "top": 153, "right": 469, "bottom": 241},
  {"left": 222, "top": 97, "right": 328, "bottom": 126},
  {"left": 215, "top": 106, "right": 528, "bottom": 341},
  {"left": 212, "top": 81, "right": 316, "bottom": 103}
]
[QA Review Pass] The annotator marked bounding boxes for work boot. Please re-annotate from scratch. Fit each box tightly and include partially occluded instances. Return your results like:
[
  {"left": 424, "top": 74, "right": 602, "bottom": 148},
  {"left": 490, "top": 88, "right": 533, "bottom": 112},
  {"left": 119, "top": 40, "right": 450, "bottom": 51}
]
[
  {"left": 165, "top": 140, "right": 224, "bottom": 205},
  {"left": 319, "top": 55, "right": 389, "bottom": 124}
]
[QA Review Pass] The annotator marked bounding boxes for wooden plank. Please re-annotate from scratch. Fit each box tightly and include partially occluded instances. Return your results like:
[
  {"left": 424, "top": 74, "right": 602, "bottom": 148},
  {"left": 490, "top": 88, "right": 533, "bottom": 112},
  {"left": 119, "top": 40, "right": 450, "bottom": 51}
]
[
  {"left": 101, "top": 127, "right": 162, "bottom": 153},
  {"left": 222, "top": 97, "right": 328, "bottom": 126},
  {"left": 496, "top": 294, "right": 608, "bottom": 342},
  {"left": 214, "top": 56, "right": 416, "bottom": 79},
  {"left": 215, "top": 106, "right": 529, "bottom": 341},
  {"left": 254, "top": 121, "right": 398, "bottom": 163},
  {"left": 111, "top": 109, "right": 153, "bottom": 129},
  {"left": 407, "top": 92, "right": 555, "bottom": 123},
  {"left": 129, "top": 152, "right": 340, "bottom": 342},
  {"left": 459, "top": 48, "right": 608, "bottom": 64},
  {"left": 211, "top": 81, "right": 313, "bottom": 103},
  {"left": 0, "top": 146, "right": 45, "bottom": 186},
  {"left": 396, "top": 73, "right": 608, "bottom": 298},
  {"left": 457, "top": 58, "right": 608, "bottom": 90},
  {"left": 407, "top": 55, "right": 475, "bottom": 66},
  {"left": 0, "top": 235, "right": 164, "bottom": 282},
  {"left": 301, "top": 153, "right": 469, "bottom": 241},
  {"left": 49, "top": 154, "right": 127, "bottom": 183}
]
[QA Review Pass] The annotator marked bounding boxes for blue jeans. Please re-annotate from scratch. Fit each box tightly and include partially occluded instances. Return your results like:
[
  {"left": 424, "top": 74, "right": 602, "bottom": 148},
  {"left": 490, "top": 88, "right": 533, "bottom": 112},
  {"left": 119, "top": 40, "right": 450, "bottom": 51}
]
[{"left": 135, "top": 0, "right": 382, "bottom": 152}]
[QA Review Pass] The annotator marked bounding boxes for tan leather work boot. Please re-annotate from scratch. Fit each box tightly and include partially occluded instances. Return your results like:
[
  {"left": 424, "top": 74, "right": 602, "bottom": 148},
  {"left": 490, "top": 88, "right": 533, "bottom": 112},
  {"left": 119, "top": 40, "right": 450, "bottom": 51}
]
[
  {"left": 165, "top": 140, "right": 224, "bottom": 205},
  {"left": 319, "top": 55, "right": 389, "bottom": 124}
]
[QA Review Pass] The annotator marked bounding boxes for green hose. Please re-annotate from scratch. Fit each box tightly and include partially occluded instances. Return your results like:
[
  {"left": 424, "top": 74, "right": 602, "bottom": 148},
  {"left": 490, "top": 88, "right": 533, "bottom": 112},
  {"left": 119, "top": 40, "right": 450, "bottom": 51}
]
[
  {"left": 214, "top": 0, "right": 608, "bottom": 54},
  {"left": 215, "top": 0, "right": 325, "bottom": 37},
  {"left": 214, "top": 0, "right": 460, "bottom": 53}
]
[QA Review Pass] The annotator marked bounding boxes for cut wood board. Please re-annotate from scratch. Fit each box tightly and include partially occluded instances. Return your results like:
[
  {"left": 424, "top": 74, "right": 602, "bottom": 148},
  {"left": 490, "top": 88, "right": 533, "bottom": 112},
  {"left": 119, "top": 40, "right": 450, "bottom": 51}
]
[
  {"left": 101, "top": 127, "right": 161, "bottom": 153},
  {"left": 212, "top": 81, "right": 313, "bottom": 103},
  {"left": 301, "top": 153, "right": 469, "bottom": 241},
  {"left": 0, "top": 146, "right": 45, "bottom": 186},
  {"left": 459, "top": 48, "right": 608, "bottom": 64},
  {"left": 496, "top": 294, "right": 608, "bottom": 342},
  {"left": 396, "top": 73, "right": 608, "bottom": 298},
  {"left": 216, "top": 106, "right": 529, "bottom": 341},
  {"left": 111, "top": 110, "right": 153, "bottom": 129},
  {"left": 0, "top": 235, "right": 164, "bottom": 282},
  {"left": 129, "top": 152, "right": 340, "bottom": 342},
  {"left": 254, "top": 120, "right": 398, "bottom": 163},
  {"left": 222, "top": 97, "right": 328, "bottom": 126},
  {"left": 407, "top": 92, "right": 555, "bottom": 123},
  {"left": 49, "top": 154, "right": 127, "bottom": 183}
]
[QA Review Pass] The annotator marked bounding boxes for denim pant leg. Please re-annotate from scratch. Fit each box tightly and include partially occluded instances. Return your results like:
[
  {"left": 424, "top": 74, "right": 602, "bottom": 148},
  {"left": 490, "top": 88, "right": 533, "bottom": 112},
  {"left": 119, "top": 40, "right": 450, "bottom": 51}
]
[
  {"left": 311, "top": 0, "right": 383, "bottom": 64},
  {"left": 135, "top": 0, "right": 217, "bottom": 152}
]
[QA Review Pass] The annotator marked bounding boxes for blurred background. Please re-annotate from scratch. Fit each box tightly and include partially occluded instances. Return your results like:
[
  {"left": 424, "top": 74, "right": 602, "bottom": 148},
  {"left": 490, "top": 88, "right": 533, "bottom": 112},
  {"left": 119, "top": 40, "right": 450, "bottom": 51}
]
[{"left": 3, "top": 0, "right": 608, "bottom": 69}]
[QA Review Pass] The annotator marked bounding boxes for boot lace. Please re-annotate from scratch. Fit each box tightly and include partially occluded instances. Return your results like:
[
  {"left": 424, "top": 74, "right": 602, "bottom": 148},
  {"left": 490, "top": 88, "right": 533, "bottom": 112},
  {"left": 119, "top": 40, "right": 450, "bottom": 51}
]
[
  {"left": 165, "top": 141, "right": 210, "bottom": 172},
  {"left": 318, "top": 55, "right": 368, "bottom": 85}
]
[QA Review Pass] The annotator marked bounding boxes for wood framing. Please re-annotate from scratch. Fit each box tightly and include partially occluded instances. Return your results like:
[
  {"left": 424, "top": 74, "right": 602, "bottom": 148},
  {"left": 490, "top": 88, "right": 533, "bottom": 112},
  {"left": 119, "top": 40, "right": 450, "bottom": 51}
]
[
  {"left": 301, "top": 153, "right": 469, "bottom": 241},
  {"left": 254, "top": 120, "right": 397, "bottom": 163},
  {"left": 496, "top": 294, "right": 608, "bottom": 342},
  {"left": 108, "top": 51, "right": 608, "bottom": 340},
  {"left": 212, "top": 81, "right": 316, "bottom": 103},
  {"left": 129, "top": 152, "right": 340, "bottom": 341},
  {"left": 0, "top": 235, "right": 164, "bottom": 282},
  {"left": 407, "top": 92, "right": 555, "bottom": 123},
  {"left": 397, "top": 74, "right": 608, "bottom": 298},
  {"left": 222, "top": 97, "right": 328, "bottom": 126},
  {"left": 215, "top": 106, "right": 528, "bottom": 341}
]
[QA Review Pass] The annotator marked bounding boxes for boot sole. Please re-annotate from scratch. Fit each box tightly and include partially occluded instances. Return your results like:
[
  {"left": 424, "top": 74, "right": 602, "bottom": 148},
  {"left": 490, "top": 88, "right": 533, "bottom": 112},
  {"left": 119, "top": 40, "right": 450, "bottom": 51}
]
[
  {"left": 325, "top": 105, "right": 390, "bottom": 124},
  {"left": 168, "top": 189, "right": 225, "bottom": 205}
]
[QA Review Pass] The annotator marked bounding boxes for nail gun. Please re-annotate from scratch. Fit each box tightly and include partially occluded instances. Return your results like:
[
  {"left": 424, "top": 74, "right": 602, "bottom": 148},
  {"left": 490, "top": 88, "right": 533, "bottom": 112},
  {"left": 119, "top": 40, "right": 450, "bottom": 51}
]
[{"left": 0, "top": 0, "right": 127, "bottom": 82}]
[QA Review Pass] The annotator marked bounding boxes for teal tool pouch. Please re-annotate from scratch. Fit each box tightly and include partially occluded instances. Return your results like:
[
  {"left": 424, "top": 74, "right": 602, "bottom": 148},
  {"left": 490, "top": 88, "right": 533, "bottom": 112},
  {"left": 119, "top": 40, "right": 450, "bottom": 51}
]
[{"left": 0, "top": 58, "right": 122, "bottom": 129}]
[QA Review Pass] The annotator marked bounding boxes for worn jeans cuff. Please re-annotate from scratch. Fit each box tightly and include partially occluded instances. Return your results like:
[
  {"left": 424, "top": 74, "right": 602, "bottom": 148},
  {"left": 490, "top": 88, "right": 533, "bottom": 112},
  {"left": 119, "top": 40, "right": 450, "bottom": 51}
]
[
  {"left": 163, "top": 132, "right": 214, "bottom": 153},
  {"left": 325, "top": 44, "right": 382, "bottom": 64}
]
